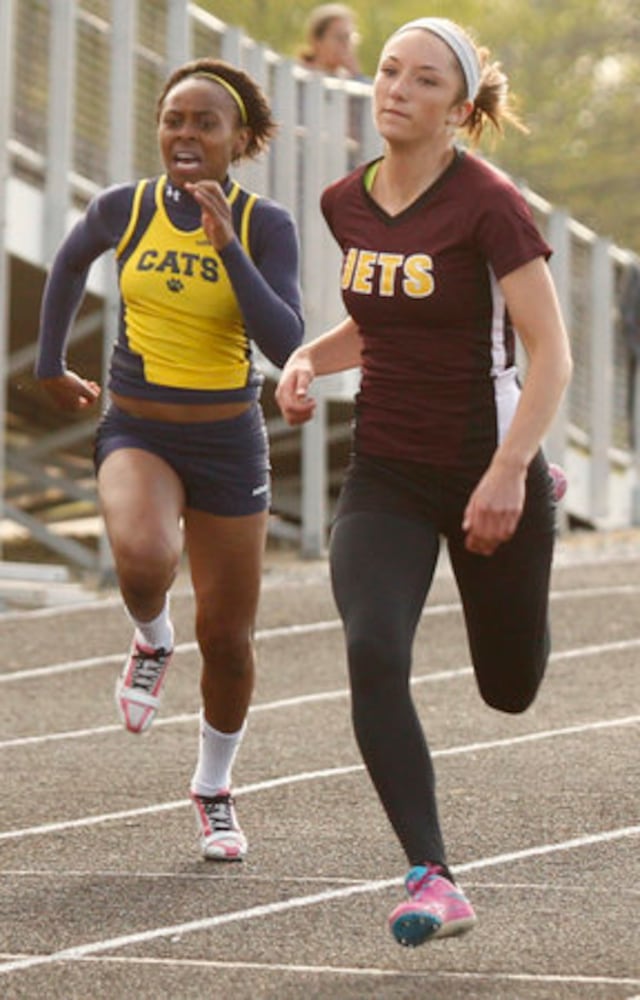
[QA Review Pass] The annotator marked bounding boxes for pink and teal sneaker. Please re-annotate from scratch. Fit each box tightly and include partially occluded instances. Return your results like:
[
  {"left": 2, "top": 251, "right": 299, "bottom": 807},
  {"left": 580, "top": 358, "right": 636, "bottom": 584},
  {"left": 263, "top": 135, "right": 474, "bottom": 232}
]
[{"left": 389, "top": 864, "right": 476, "bottom": 947}]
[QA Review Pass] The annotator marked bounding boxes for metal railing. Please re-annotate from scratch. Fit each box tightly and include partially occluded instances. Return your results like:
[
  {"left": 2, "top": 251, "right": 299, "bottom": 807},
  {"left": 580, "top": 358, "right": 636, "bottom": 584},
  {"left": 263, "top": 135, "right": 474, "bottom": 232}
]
[{"left": 2, "top": 0, "right": 639, "bottom": 578}]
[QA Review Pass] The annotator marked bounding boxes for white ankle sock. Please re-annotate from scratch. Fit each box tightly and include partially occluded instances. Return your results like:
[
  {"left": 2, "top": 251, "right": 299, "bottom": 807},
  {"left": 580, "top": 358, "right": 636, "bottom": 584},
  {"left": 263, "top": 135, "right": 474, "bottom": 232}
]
[
  {"left": 191, "top": 712, "right": 246, "bottom": 797},
  {"left": 127, "top": 597, "right": 174, "bottom": 651}
]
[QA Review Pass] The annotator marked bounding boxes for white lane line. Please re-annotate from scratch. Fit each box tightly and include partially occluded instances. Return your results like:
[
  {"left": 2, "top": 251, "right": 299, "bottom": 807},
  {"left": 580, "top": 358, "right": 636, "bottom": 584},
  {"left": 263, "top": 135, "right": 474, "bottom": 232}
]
[
  {"left": 3, "top": 580, "right": 640, "bottom": 684},
  {"left": 0, "top": 714, "right": 637, "bottom": 844},
  {"left": 10, "top": 952, "right": 640, "bottom": 990},
  {"left": 0, "top": 620, "right": 345, "bottom": 683},
  {"left": 37, "top": 956, "right": 640, "bottom": 990},
  {"left": 553, "top": 583, "right": 640, "bottom": 599},
  {"left": 2, "top": 870, "right": 639, "bottom": 899},
  {"left": 0, "top": 823, "right": 637, "bottom": 976},
  {"left": 1, "top": 569, "right": 637, "bottom": 625},
  {"left": 1, "top": 625, "right": 638, "bottom": 696},
  {"left": 0, "top": 667, "right": 472, "bottom": 750},
  {"left": 457, "top": 826, "right": 640, "bottom": 875},
  {"left": 0, "top": 567, "right": 330, "bottom": 624},
  {"left": 0, "top": 713, "right": 199, "bottom": 750},
  {"left": 0, "top": 870, "right": 365, "bottom": 885},
  {"left": 2, "top": 626, "right": 639, "bottom": 748}
]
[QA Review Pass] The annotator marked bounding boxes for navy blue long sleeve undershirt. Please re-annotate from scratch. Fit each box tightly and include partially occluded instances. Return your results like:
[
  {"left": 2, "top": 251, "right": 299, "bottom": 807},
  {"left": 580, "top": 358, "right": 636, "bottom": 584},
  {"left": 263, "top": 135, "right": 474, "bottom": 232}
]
[{"left": 36, "top": 178, "right": 304, "bottom": 381}]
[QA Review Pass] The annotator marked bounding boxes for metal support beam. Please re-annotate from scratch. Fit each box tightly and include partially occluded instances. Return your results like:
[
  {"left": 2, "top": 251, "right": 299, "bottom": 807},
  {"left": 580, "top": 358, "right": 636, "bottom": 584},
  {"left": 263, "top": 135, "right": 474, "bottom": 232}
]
[
  {"left": 270, "top": 60, "right": 297, "bottom": 217},
  {"left": 0, "top": 0, "right": 15, "bottom": 559},
  {"left": 3, "top": 502, "right": 98, "bottom": 571},
  {"left": 97, "top": 0, "right": 138, "bottom": 579},
  {"left": 109, "top": 0, "right": 136, "bottom": 185},
  {"left": 300, "top": 74, "right": 327, "bottom": 557},
  {"left": 221, "top": 24, "right": 243, "bottom": 65},
  {"left": 632, "top": 357, "right": 640, "bottom": 525},
  {"left": 167, "top": 0, "right": 191, "bottom": 68},
  {"left": 589, "top": 237, "right": 614, "bottom": 523},
  {"left": 44, "top": 0, "right": 76, "bottom": 262},
  {"left": 546, "top": 209, "right": 571, "bottom": 467}
]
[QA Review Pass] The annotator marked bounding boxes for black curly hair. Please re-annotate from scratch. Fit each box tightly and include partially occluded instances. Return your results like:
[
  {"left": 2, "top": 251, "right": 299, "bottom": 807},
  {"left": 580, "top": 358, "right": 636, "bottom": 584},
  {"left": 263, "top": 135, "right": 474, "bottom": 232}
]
[{"left": 157, "top": 58, "right": 278, "bottom": 160}]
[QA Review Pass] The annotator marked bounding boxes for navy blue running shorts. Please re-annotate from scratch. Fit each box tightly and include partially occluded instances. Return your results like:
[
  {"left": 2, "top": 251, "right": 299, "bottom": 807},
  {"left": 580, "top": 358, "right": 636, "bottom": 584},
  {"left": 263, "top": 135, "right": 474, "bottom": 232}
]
[{"left": 94, "top": 402, "right": 271, "bottom": 516}]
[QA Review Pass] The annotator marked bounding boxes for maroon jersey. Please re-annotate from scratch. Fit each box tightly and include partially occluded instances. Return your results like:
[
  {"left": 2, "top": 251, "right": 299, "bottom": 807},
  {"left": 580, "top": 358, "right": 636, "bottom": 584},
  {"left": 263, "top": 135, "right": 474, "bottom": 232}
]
[{"left": 321, "top": 149, "right": 551, "bottom": 469}]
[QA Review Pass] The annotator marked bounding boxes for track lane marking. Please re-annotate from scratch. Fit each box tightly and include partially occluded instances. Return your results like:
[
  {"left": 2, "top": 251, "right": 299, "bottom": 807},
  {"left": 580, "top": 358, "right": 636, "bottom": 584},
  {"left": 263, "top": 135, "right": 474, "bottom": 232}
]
[
  {"left": 2, "top": 952, "right": 638, "bottom": 990},
  {"left": 0, "top": 714, "right": 637, "bottom": 843},
  {"left": 3, "top": 581, "right": 640, "bottom": 684},
  {"left": 1, "top": 630, "right": 639, "bottom": 747},
  {"left": 0, "top": 824, "right": 637, "bottom": 976},
  {"left": 0, "top": 667, "right": 472, "bottom": 748}
]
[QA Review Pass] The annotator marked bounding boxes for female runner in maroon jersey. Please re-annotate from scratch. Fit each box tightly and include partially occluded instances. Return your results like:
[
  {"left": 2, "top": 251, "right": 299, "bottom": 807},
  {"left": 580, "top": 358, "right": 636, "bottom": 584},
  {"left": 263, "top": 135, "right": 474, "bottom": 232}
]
[{"left": 276, "top": 17, "right": 572, "bottom": 946}]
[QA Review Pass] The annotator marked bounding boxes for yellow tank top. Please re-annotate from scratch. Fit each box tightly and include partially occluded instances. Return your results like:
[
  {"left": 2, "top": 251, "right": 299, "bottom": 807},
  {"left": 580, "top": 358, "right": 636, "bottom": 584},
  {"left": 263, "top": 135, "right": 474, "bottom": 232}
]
[{"left": 117, "top": 175, "right": 257, "bottom": 391}]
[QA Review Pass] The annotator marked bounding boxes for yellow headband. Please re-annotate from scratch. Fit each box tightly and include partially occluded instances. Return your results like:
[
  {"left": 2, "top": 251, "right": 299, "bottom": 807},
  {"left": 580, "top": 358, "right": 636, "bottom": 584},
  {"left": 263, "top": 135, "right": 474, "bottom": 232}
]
[{"left": 194, "top": 72, "right": 248, "bottom": 124}]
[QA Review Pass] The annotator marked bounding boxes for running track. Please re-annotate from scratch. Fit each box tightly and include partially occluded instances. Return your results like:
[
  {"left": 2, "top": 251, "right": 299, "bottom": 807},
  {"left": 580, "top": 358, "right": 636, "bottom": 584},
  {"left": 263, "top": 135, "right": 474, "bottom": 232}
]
[{"left": 0, "top": 533, "right": 639, "bottom": 999}]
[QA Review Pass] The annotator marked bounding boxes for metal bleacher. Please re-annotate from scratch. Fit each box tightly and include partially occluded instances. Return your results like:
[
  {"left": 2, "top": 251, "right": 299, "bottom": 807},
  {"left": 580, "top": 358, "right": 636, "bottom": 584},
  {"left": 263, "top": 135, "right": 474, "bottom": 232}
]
[{"left": 1, "top": 0, "right": 639, "bottom": 606}]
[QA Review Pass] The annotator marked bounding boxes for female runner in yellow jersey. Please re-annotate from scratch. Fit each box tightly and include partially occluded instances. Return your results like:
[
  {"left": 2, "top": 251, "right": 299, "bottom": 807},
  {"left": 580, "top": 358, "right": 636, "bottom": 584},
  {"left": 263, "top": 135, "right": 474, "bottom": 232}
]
[{"left": 36, "top": 58, "right": 304, "bottom": 862}]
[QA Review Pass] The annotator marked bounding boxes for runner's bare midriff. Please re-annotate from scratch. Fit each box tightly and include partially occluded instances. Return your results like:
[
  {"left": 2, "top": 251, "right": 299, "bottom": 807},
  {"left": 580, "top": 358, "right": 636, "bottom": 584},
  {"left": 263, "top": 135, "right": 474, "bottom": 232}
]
[{"left": 110, "top": 393, "right": 251, "bottom": 423}]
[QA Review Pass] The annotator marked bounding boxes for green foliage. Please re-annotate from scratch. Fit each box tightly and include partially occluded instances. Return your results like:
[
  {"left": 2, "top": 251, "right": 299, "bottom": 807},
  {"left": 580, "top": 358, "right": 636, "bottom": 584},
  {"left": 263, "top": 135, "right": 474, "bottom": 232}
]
[
  {"left": 198, "top": 0, "right": 640, "bottom": 252},
  {"left": 478, "top": 0, "right": 640, "bottom": 252}
]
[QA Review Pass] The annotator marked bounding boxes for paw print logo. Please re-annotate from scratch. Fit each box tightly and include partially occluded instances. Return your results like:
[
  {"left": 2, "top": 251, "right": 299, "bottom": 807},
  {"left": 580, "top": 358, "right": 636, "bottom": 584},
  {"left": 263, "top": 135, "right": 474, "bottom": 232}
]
[{"left": 166, "top": 278, "right": 184, "bottom": 293}]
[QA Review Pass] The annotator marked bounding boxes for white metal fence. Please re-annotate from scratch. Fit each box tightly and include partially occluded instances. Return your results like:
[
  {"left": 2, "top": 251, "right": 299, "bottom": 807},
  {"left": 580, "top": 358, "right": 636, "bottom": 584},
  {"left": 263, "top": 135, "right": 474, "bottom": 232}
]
[{"left": 2, "top": 0, "right": 639, "bottom": 576}]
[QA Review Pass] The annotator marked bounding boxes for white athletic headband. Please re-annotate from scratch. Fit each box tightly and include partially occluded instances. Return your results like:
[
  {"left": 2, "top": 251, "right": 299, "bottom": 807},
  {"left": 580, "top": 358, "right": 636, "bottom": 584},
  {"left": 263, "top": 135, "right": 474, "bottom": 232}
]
[{"left": 393, "top": 17, "right": 481, "bottom": 101}]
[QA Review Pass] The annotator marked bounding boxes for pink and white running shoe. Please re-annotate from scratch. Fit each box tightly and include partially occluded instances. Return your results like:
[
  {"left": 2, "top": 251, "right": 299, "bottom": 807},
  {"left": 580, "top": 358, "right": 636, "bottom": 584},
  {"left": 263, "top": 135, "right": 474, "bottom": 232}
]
[
  {"left": 190, "top": 790, "right": 247, "bottom": 861},
  {"left": 115, "top": 637, "right": 173, "bottom": 735},
  {"left": 389, "top": 864, "right": 476, "bottom": 947}
]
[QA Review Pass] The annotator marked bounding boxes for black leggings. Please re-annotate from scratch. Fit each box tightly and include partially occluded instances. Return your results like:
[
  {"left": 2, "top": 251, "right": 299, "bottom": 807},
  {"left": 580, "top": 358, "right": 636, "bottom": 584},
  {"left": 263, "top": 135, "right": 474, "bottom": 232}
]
[{"left": 329, "top": 452, "right": 556, "bottom": 867}]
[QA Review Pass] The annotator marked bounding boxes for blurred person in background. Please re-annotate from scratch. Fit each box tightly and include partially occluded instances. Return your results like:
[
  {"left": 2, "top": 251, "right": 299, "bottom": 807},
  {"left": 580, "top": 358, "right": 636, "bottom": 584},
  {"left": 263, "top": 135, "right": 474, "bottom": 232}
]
[{"left": 297, "top": 3, "right": 363, "bottom": 79}]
